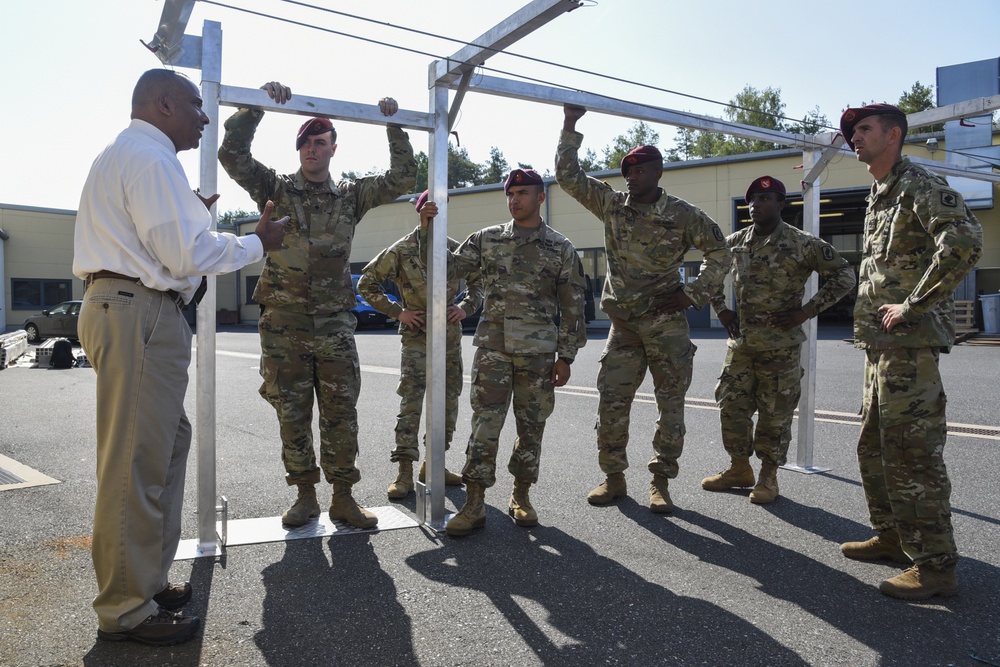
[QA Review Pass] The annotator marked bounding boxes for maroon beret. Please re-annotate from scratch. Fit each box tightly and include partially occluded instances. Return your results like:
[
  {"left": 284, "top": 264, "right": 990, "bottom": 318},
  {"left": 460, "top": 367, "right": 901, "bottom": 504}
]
[
  {"left": 745, "top": 175, "right": 786, "bottom": 203},
  {"left": 414, "top": 190, "right": 429, "bottom": 212},
  {"left": 295, "top": 117, "right": 336, "bottom": 150},
  {"left": 620, "top": 145, "right": 663, "bottom": 177},
  {"left": 839, "top": 104, "right": 907, "bottom": 151},
  {"left": 504, "top": 168, "right": 543, "bottom": 193}
]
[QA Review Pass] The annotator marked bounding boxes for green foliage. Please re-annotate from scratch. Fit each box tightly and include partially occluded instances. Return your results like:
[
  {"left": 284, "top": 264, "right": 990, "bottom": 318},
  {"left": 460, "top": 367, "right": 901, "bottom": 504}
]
[
  {"left": 577, "top": 148, "right": 603, "bottom": 172},
  {"left": 340, "top": 167, "right": 380, "bottom": 181},
  {"left": 787, "top": 106, "right": 831, "bottom": 135},
  {"left": 897, "top": 81, "right": 943, "bottom": 133},
  {"left": 481, "top": 147, "right": 510, "bottom": 185},
  {"left": 413, "top": 151, "right": 428, "bottom": 193},
  {"left": 449, "top": 144, "right": 481, "bottom": 188},
  {"left": 412, "top": 144, "right": 485, "bottom": 192},
  {"left": 217, "top": 208, "right": 254, "bottom": 227},
  {"left": 603, "top": 122, "right": 660, "bottom": 170},
  {"left": 665, "top": 85, "right": 831, "bottom": 161}
]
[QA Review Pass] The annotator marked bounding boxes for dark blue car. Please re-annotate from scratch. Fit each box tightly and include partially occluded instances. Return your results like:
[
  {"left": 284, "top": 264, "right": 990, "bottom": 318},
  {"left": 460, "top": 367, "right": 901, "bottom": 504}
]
[{"left": 351, "top": 274, "right": 398, "bottom": 328}]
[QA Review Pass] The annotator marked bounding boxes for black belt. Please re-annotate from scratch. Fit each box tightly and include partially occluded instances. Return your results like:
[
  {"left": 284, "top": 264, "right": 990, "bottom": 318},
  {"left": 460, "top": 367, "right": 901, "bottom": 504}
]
[{"left": 86, "top": 271, "right": 204, "bottom": 308}]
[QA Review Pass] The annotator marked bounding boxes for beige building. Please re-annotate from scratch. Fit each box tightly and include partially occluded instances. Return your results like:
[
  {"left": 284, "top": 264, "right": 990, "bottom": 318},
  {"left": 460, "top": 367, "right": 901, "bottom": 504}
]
[{"left": 3, "top": 144, "right": 998, "bottom": 333}]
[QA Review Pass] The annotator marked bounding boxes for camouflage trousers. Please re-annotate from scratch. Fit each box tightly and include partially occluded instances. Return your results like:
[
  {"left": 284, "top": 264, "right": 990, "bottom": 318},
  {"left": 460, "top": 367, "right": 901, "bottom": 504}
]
[
  {"left": 462, "top": 347, "right": 555, "bottom": 488},
  {"left": 858, "top": 347, "right": 957, "bottom": 568},
  {"left": 392, "top": 327, "right": 464, "bottom": 463},
  {"left": 596, "top": 314, "right": 696, "bottom": 478},
  {"left": 715, "top": 344, "right": 803, "bottom": 466},
  {"left": 259, "top": 307, "right": 362, "bottom": 486}
]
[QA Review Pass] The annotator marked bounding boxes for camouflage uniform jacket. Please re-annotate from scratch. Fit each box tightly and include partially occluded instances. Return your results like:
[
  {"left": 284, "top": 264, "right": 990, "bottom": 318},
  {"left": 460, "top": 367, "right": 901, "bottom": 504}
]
[
  {"left": 452, "top": 220, "right": 586, "bottom": 360},
  {"left": 358, "top": 226, "right": 484, "bottom": 338},
  {"left": 854, "top": 157, "right": 982, "bottom": 351},
  {"left": 555, "top": 129, "right": 731, "bottom": 322},
  {"left": 710, "top": 221, "right": 855, "bottom": 351},
  {"left": 219, "top": 108, "right": 416, "bottom": 315}
]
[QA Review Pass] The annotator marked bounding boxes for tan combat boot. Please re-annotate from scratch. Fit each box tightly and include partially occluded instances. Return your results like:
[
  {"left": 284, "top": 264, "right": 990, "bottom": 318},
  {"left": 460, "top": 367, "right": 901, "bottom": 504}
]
[
  {"left": 587, "top": 472, "right": 627, "bottom": 506},
  {"left": 701, "top": 457, "right": 755, "bottom": 491},
  {"left": 445, "top": 482, "right": 486, "bottom": 536},
  {"left": 329, "top": 482, "right": 378, "bottom": 529},
  {"left": 649, "top": 475, "right": 673, "bottom": 514},
  {"left": 418, "top": 460, "right": 464, "bottom": 486},
  {"left": 840, "top": 530, "right": 910, "bottom": 564},
  {"left": 879, "top": 564, "right": 959, "bottom": 600},
  {"left": 508, "top": 479, "right": 538, "bottom": 527},
  {"left": 387, "top": 460, "right": 414, "bottom": 500},
  {"left": 281, "top": 484, "right": 320, "bottom": 527},
  {"left": 749, "top": 462, "right": 779, "bottom": 504}
]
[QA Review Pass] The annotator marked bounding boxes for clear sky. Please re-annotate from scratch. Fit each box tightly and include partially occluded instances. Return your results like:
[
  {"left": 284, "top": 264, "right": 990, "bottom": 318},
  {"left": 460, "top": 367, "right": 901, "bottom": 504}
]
[{"left": 2, "top": 0, "right": 999, "bottom": 214}]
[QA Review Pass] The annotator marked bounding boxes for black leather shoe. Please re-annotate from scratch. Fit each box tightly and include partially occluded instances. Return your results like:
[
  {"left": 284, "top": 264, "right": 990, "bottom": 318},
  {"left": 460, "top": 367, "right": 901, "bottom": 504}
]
[
  {"left": 97, "top": 608, "right": 200, "bottom": 646},
  {"left": 152, "top": 581, "right": 192, "bottom": 611}
]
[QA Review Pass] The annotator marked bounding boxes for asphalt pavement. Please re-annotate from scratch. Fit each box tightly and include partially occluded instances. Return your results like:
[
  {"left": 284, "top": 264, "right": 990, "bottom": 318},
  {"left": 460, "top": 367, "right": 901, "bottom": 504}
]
[{"left": 1, "top": 323, "right": 998, "bottom": 667}]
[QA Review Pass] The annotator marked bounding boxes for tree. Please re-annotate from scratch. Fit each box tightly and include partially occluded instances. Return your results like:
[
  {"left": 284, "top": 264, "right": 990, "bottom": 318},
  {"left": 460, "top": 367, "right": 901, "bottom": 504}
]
[
  {"left": 340, "top": 167, "right": 380, "bottom": 181},
  {"left": 666, "top": 85, "right": 830, "bottom": 160},
  {"left": 481, "top": 147, "right": 510, "bottom": 185},
  {"left": 413, "top": 151, "right": 428, "bottom": 193},
  {"left": 666, "top": 127, "right": 726, "bottom": 162},
  {"left": 787, "top": 106, "right": 831, "bottom": 136},
  {"left": 603, "top": 121, "right": 660, "bottom": 171},
  {"left": 412, "top": 144, "right": 483, "bottom": 191},
  {"left": 218, "top": 208, "right": 254, "bottom": 227},
  {"left": 577, "top": 148, "right": 603, "bottom": 172},
  {"left": 898, "top": 81, "right": 943, "bottom": 133},
  {"left": 714, "top": 85, "right": 788, "bottom": 156},
  {"left": 449, "top": 144, "right": 481, "bottom": 188}
]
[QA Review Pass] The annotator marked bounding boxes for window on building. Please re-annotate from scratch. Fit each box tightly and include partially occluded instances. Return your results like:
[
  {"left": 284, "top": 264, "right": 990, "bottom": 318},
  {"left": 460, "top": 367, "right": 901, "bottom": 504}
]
[
  {"left": 245, "top": 275, "right": 259, "bottom": 304},
  {"left": 11, "top": 279, "right": 71, "bottom": 309},
  {"left": 578, "top": 248, "right": 605, "bottom": 298}
]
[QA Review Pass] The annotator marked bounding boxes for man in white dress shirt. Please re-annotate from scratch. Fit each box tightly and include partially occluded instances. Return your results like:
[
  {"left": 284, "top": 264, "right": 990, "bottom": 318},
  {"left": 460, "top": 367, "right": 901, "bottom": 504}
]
[{"left": 73, "top": 69, "right": 285, "bottom": 646}]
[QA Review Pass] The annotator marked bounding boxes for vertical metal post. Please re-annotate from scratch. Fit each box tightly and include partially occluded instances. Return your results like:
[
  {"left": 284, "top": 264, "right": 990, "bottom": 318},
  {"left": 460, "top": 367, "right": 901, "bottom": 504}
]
[
  {"left": 788, "top": 148, "right": 830, "bottom": 474},
  {"left": 423, "top": 83, "right": 450, "bottom": 530},
  {"left": 196, "top": 19, "right": 223, "bottom": 553}
]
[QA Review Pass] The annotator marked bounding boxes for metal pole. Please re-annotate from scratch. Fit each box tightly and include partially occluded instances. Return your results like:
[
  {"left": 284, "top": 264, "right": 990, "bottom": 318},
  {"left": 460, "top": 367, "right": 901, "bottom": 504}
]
[
  {"left": 423, "top": 83, "right": 450, "bottom": 530},
  {"left": 787, "top": 148, "right": 830, "bottom": 474},
  {"left": 196, "top": 19, "right": 223, "bottom": 553}
]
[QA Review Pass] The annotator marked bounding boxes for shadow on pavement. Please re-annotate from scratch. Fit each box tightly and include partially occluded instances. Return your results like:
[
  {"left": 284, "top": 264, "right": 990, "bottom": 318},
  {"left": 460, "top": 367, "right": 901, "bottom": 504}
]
[
  {"left": 254, "top": 534, "right": 416, "bottom": 666},
  {"left": 618, "top": 499, "right": 1000, "bottom": 666},
  {"left": 406, "top": 505, "right": 808, "bottom": 665}
]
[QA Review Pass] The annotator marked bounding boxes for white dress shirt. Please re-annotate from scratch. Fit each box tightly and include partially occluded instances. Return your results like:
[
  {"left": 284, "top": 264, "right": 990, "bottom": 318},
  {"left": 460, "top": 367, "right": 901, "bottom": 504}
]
[{"left": 73, "top": 119, "right": 264, "bottom": 303}]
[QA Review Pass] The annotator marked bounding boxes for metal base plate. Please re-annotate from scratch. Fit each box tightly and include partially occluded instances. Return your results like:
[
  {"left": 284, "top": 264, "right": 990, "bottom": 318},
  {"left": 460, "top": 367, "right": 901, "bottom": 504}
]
[
  {"left": 781, "top": 464, "right": 833, "bottom": 475},
  {"left": 174, "top": 505, "right": 419, "bottom": 560},
  {"left": 0, "top": 454, "right": 60, "bottom": 491}
]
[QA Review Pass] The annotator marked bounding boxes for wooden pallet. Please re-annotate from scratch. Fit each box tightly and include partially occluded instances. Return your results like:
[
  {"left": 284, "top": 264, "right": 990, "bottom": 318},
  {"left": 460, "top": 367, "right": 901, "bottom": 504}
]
[{"left": 954, "top": 300, "right": 977, "bottom": 334}]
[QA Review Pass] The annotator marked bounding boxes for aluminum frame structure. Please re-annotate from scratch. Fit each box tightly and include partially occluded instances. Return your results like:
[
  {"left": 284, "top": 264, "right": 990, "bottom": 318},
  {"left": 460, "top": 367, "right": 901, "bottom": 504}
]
[{"left": 146, "top": 0, "right": 1000, "bottom": 552}]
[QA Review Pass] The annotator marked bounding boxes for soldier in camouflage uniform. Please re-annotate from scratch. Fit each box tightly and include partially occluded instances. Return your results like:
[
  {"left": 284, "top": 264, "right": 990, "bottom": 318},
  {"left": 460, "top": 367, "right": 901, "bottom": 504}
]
[
  {"left": 838, "top": 104, "right": 982, "bottom": 600},
  {"left": 703, "top": 176, "right": 855, "bottom": 504},
  {"left": 556, "top": 104, "right": 730, "bottom": 514},
  {"left": 444, "top": 169, "right": 587, "bottom": 536},
  {"left": 358, "top": 191, "right": 484, "bottom": 499},
  {"left": 218, "top": 81, "right": 416, "bottom": 529}
]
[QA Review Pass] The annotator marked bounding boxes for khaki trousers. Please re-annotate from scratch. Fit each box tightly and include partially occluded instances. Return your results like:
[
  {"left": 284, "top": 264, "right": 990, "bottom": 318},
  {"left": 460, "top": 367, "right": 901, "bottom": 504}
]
[{"left": 79, "top": 278, "right": 193, "bottom": 632}]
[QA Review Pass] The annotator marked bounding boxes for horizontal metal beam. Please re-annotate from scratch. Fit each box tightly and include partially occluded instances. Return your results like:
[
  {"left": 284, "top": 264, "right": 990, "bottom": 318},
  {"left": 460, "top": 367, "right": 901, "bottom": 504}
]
[
  {"left": 432, "top": 0, "right": 581, "bottom": 86},
  {"left": 452, "top": 74, "right": 821, "bottom": 148},
  {"left": 907, "top": 96, "right": 1000, "bottom": 129},
  {"left": 907, "top": 156, "right": 1000, "bottom": 184},
  {"left": 218, "top": 86, "right": 435, "bottom": 132}
]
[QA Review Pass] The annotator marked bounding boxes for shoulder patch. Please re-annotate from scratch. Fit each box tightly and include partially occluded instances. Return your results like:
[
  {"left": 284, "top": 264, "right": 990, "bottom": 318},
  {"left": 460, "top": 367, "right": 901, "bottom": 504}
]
[
  {"left": 940, "top": 191, "right": 958, "bottom": 208},
  {"left": 711, "top": 225, "right": 725, "bottom": 242},
  {"left": 822, "top": 245, "right": 834, "bottom": 262}
]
